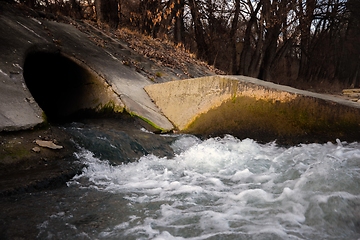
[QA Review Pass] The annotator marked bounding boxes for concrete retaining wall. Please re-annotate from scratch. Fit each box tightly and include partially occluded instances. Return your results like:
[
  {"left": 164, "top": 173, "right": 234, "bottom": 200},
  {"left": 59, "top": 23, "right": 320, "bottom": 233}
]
[{"left": 145, "top": 75, "right": 360, "bottom": 143}]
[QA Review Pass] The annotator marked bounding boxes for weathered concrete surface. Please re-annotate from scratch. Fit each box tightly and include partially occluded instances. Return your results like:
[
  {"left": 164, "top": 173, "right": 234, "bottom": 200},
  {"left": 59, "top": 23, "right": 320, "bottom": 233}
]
[
  {"left": 145, "top": 75, "right": 360, "bottom": 143},
  {"left": 0, "top": 9, "right": 45, "bottom": 131},
  {"left": 0, "top": 72, "right": 43, "bottom": 131},
  {"left": 0, "top": 4, "right": 173, "bottom": 132}
]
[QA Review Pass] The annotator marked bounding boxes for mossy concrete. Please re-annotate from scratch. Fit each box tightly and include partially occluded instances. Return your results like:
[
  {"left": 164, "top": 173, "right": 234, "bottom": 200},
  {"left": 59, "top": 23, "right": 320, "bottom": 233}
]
[{"left": 145, "top": 75, "right": 360, "bottom": 143}]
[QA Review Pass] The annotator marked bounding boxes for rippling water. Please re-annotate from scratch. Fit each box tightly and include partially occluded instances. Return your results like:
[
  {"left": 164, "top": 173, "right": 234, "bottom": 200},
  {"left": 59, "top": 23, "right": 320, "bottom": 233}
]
[{"left": 35, "top": 133, "right": 360, "bottom": 239}]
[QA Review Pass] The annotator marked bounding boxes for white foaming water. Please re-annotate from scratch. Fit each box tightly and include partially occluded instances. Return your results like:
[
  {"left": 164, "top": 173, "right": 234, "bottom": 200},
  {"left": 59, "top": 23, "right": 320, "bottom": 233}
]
[{"left": 71, "top": 135, "right": 360, "bottom": 239}]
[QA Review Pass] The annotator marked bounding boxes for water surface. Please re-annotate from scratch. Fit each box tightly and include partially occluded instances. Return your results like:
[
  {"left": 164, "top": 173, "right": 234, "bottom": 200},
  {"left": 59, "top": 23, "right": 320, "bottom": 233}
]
[
  {"left": 54, "top": 133, "right": 360, "bottom": 239},
  {"left": 1, "top": 123, "right": 360, "bottom": 239}
]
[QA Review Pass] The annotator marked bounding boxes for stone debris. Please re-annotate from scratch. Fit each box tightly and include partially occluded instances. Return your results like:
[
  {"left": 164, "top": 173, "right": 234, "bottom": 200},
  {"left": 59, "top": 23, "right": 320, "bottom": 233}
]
[
  {"left": 342, "top": 89, "right": 360, "bottom": 102},
  {"left": 35, "top": 140, "right": 63, "bottom": 150},
  {"left": 32, "top": 146, "right": 41, "bottom": 152}
]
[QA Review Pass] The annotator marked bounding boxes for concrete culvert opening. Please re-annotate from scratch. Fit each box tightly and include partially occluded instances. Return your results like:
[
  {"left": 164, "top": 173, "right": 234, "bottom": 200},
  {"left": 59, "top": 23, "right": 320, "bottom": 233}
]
[{"left": 23, "top": 47, "right": 124, "bottom": 123}]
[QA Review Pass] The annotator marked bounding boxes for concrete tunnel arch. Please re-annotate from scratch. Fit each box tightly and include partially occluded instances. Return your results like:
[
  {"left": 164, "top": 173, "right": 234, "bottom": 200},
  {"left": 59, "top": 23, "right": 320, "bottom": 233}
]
[{"left": 23, "top": 46, "right": 124, "bottom": 122}]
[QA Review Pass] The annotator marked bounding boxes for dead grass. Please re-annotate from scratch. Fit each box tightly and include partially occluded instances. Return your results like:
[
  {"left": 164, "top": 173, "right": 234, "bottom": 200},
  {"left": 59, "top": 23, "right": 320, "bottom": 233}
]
[{"left": 116, "top": 28, "right": 224, "bottom": 76}]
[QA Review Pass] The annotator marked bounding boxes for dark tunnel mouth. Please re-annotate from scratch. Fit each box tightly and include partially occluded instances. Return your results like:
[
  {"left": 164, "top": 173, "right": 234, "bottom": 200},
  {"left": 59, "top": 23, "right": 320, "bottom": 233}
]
[
  {"left": 23, "top": 50, "right": 89, "bottom": 122},
  {"left": 23, "top": 47, "right": 122, "bottom": 123}
]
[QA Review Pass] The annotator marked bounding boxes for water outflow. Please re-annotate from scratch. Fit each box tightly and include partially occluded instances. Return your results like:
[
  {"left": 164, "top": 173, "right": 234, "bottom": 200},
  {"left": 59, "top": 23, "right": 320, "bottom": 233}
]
[{"left": 55, "top": 135, "right": 360, "bottom": 239}]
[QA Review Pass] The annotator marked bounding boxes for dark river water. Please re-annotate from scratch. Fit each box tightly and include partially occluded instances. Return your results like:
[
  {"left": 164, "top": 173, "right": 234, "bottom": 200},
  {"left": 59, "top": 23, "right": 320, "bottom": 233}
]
[{"left": 1, "top": 119, "right": 360, "bottom": 239}]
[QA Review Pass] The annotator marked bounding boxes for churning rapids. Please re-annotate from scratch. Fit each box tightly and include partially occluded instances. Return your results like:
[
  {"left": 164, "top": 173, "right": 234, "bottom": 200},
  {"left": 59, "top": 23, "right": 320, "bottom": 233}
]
[{"left": 3, "top": 120, "right": 360, "bottom": 240}]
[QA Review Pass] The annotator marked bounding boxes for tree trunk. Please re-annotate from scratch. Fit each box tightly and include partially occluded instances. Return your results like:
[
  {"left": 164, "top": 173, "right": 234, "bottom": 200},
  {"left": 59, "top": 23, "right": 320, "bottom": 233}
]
[
  {"left": 258, "top": 32, "right": 278, "bottom": 80},
  {"left": 188, "top": 0, "right": 209, "bottom": 60},
  {"left": 230, "top": 0, "right": 241, "bottom": 74},
  {"left": 24, "top": 0, "right": 36, "bottom": 8},
  {"left": 239, "top": 1, "right": 262, "bottom": 76},
  {"left": 298, "top": 0, "right": 315, "bottom": 80},
  {"left": 173, "top": 0, "right": 185, "bottom": 44},
  {"left": 69, "top": 0, "right": 82, "bottom": 19},
  {"left": 257, "top": 0, "right": 289, "bottom": 81},
  {"left": 95, "top": 0, "right": 119, "bottom": 29}
]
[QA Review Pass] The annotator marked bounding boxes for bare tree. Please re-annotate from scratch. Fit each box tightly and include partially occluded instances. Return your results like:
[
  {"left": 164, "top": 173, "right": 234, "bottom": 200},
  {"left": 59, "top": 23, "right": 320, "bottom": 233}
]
[
  {"left": 173, "top": 0, "right": 185, "bottom": 44},
  {"left": 188, "top": 0, "right": 209, "bottom": 60},
  {"left": 230, "top": 0, "right": 241, "bottom": 73},
  {"left": 95, "top": 0, "right": 119, "bottom": 28},
  {"left": 239, "top": 0, "right": 263, "bottom": 76},
  {"left": 297, "top": 0, "right": 315, "bottom": 80},
  {"left": 20, "top": 0, "right": 359, "bottom": 88}
]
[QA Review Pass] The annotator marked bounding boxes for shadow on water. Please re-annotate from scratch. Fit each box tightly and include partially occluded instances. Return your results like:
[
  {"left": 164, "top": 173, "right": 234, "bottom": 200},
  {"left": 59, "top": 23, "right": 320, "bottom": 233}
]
[{"left": 0, "top": 184, "right": 132, "bottom": 239}]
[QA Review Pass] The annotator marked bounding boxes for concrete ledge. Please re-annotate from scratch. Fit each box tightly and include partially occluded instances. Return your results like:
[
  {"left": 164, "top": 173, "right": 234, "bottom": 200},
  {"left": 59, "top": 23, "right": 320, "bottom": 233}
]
[{"left": 145, "top": 75, "right": 360, "bottom": 143}]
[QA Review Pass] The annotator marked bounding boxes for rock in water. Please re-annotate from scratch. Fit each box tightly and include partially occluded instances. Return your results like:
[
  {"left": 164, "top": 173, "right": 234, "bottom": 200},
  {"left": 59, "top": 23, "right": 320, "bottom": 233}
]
[
  {"left": 32, "top": 146, "right": 41, "bottom": 152},
  {"left": 35, "top": 140, "right": 63, "bottom": 150}
]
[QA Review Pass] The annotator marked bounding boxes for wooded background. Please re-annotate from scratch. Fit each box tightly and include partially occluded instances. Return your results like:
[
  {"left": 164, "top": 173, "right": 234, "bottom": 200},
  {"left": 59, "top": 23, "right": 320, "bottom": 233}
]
[{"left": 17, "top": 0, "right": 360, "bottom": 90}]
